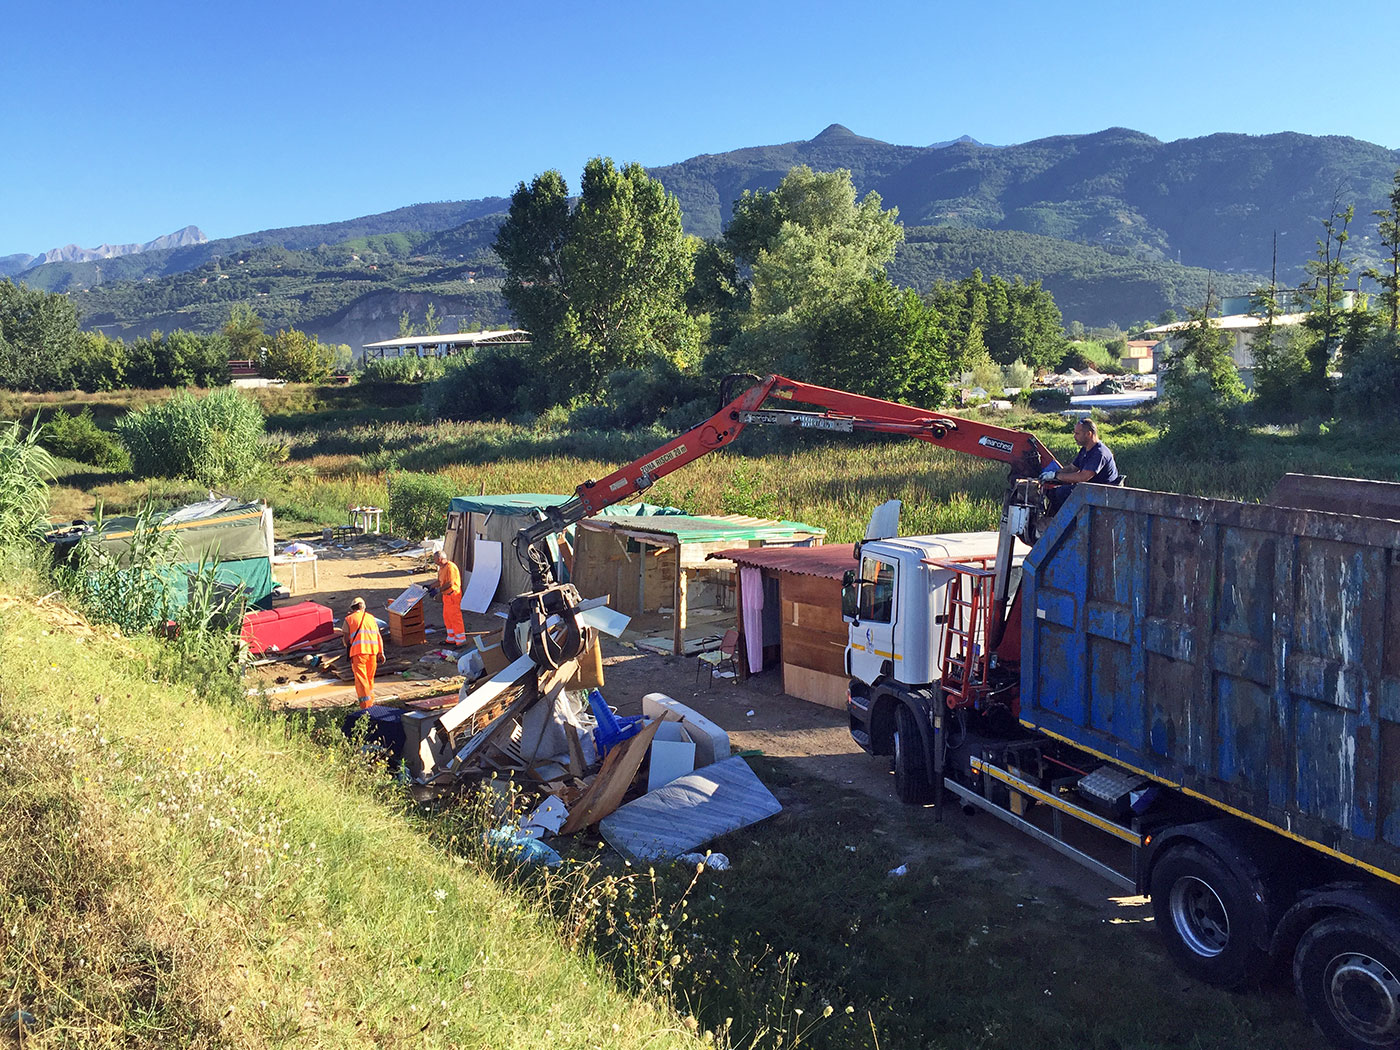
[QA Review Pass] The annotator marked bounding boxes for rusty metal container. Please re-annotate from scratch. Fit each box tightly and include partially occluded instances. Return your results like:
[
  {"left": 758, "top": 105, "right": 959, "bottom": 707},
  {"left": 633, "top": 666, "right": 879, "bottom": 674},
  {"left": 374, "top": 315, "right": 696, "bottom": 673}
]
[{"left": 1020, "top": 475, "right": 1400, "bottom": 876}]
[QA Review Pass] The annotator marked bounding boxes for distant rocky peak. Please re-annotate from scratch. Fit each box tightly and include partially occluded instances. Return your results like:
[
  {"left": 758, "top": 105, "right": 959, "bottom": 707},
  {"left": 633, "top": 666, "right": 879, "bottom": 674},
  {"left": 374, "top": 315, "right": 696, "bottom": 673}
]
[{"left": 36, "top": 225, "right": 207, "bottom": 266}]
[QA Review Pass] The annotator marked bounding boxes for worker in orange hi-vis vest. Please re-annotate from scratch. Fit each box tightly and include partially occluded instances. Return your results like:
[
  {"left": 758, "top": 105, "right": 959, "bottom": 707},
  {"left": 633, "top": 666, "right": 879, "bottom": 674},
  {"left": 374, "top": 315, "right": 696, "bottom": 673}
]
[
  {"left": 342, "top": 597, "right": 384, "bottom": 709},
  {"left": 431, "top": 550, "right": 466, "bottom": 646}
]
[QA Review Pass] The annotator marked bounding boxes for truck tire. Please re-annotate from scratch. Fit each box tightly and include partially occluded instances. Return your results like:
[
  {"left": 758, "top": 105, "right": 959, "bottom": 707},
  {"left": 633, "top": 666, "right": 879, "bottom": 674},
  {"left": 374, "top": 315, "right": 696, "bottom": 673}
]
[
  {"left": 893, "top": 704, "right": 934, "bottom": 805},
  {"left": 1293, "top": 915, "right": 1400, "bottom": 1049},
  {"left": 1149, "top": 844, "right": 1269, "bottom": 989}
]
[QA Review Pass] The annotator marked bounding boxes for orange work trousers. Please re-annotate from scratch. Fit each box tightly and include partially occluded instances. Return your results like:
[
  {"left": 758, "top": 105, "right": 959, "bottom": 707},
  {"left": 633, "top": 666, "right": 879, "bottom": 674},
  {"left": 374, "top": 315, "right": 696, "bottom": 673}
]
[
  {"left": 351, "top": 653, "right": 378, "bottom": 709},
  {"left": 443, "top": 596, "right": 466, "bottom": 646}
]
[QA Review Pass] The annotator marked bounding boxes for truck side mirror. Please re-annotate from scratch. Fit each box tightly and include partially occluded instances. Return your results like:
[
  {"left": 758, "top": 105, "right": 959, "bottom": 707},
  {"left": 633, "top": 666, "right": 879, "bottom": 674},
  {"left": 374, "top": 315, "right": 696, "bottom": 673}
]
[{"left": 841, "top": 569, "right": 859, "bottom": 622}]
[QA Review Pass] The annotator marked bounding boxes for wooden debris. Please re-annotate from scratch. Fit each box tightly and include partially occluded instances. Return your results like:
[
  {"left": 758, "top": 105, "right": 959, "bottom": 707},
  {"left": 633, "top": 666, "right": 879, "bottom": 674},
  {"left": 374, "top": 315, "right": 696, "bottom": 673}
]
[{"left": 559, "top": 715, "right": 670, "bottom": 834}]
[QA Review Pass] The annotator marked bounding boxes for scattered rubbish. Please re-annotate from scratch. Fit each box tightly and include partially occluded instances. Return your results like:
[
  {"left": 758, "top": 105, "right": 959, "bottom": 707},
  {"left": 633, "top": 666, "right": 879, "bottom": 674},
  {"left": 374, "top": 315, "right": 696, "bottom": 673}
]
[
  {"left": 746, "top": 709, "right": 755, "bottom": 717},
  {"left": 522, "top": 796, "right": 569, "bottom": 836},
  {"left": 5, "top": 1010, "right": 37, "bottom": 1034},
  {"left": 560, "top": 717, "right": 668, "bottom": 834},
  {"left": 419, "top": 648, "right": 460, "bottom": 663},
  {"left": 390, "top": 546, "right": 429, "bottom": 558},
  {"left": 642, "top": 693, "right": 730, "bottom": 767},
  {"left": 599, "top": 755, "right": 782, "bottom": 862},
  {"left": 482, "top": 826, "right": 562, "bottom": 868},
  {"left": 457, "top": 649, "right": 485, "bottom": 679},
  {"left": 281, "top": 541, "right": 316, "bottom": 557},
  {"left": 588, "top": 688, "right": 644, "bottom": 757},
  {"left": 647, "top": 720, "right": 696, "bottom": 790},
  {"left": 677, "top": 851, "right": 730, "bottom": 871},
  {"left": 888, "top": 864, "right": 909, "bottom": 878}
]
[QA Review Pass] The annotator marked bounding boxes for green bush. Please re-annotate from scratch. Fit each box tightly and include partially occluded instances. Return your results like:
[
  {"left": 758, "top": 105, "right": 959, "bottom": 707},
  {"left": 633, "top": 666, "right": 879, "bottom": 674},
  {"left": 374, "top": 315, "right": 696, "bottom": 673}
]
[
  {"left": 361, "top": 355, "right": 447, "bottom": 384},
  {"left": 423, "top": 348, "right": 553, "bottom": 421},
  {"left": 1335, "top": 332, "right": 1400, "bottom": 418},
  {"left": 125, "top": 329, "right": 231, "bottom": 388},
  {"left": 387, "top": 471, "right": 456, "bottom": 539},
  {"left": 260, "top": 328, "right": 334, "bottom": 382},
  {"left": 115, "top": 389, "right": 266, "bottom": 486},
  {"left": 1062, "top": 340, "right": 1124, "bottom": 374},
  {"left": 41, "top": 408, "right": 129, "bottom": 469},
  {"left": 71, "top": 331, "right": 130, "bottom": 392}
]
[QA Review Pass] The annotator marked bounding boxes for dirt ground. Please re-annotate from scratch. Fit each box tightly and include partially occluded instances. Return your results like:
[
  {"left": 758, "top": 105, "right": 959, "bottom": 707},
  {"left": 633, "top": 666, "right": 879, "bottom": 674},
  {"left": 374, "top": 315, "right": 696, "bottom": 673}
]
[{"left": 253, "top": 535, "right": 1150, "bottom": 921}]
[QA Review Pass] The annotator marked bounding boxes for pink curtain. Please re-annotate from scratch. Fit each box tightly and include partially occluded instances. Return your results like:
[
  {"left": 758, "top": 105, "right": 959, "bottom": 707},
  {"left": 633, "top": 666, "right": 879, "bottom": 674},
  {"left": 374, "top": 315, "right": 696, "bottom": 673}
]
[{"left": 740, "top": 566, "right": 764, "bottom": 674}]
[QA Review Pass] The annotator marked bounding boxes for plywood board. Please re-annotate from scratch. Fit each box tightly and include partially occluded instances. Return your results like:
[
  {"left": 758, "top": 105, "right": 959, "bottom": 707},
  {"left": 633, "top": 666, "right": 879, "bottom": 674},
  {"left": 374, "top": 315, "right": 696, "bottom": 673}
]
[
  {"left": 559, "top": 716, "right": 666, "bottom": 834},
  {"left": 782, "top": 664, "right": 850, "bottom": 709},
  {"left": 461, "top": 540, "right": 501, "bottom": 613}
]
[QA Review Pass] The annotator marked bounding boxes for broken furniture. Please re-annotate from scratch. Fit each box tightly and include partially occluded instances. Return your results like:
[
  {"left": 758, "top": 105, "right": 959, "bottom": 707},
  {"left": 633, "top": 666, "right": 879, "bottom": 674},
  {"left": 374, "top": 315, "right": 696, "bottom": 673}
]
[
  {"left": 271, "top": 551, "right": 319, "bottom": 593},
  {"left": 349, "top": 505, "right": 383, "bottom": 534},
  {"left": 240, "top": 601, "right": 335, "bottom": 656},
  {"left": 387, "top": 584, "right": 428, "bottom": 646}
]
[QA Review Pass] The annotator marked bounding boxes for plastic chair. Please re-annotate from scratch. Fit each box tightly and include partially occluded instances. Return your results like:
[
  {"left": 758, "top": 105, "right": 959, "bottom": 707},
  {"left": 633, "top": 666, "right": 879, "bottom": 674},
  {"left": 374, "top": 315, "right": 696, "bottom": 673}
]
[
  {"left": 696, "top": 628, "right": 740, "bottom": 687},
  {"left": 587, "top": 688, "right": 643, "bottom": 758}
]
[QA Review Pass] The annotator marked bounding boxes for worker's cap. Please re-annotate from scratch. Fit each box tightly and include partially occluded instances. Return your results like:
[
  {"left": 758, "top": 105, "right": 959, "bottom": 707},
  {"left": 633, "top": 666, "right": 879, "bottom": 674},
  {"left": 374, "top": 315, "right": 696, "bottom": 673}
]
[{"left": 350, "top": 597, "right": 366, "bottom": 610}]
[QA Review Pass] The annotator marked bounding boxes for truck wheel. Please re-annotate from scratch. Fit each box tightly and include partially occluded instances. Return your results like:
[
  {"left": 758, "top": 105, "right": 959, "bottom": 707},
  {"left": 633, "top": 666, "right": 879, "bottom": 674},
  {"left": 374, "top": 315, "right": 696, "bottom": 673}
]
[
  {"left": 893, "top": 705, "right": 934, "bottom": 805},
  {"left": 1149, "top": 844, "right": 1269, "bottom": 989},
  {"left": 1293, "top": 915, "right": 1400, "bottom": 1049}
]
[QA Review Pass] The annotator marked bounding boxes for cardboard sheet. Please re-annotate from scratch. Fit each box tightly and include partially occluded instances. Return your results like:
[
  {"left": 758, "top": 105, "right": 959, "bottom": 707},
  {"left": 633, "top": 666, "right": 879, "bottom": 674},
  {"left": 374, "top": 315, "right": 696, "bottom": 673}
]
[
  {"left": 599, "top": 756, "right": 782, "bottom": 862},
  {"left": 461, "top": 540, "right": 502, "bottom": 613}
]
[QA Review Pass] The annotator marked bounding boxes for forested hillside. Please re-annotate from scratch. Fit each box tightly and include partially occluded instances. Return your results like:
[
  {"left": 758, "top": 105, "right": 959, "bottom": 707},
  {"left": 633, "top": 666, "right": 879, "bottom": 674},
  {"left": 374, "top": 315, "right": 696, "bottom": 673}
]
[{"left": 19, "top": 124, "right": 1396, "bottom": 339}]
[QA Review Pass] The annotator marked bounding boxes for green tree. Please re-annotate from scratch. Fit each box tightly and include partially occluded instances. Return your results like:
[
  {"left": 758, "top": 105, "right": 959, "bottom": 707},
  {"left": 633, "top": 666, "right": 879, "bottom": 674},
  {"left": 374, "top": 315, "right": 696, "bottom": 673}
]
[
  {"left": 222, "top": 303, "right": 266, "bottom": 361},
  {"left": 0, "top": 280, "right": 82, "bottom": 391},
  {"left": 726, "top": 167, "right": 902, "bottom": 319},
  {"left": 1365, "top": 169, "right": 1400, "bottom": 335},
  {"left": 928, "top": 271, "right": 1066, "bottom": 373},
  {"left": 1247, "top": 281, "right": 1307, "bottom": 417},
  {"left": 71, "top": 331, "right": 129, "bottom": 392},
  {"left": 1159, "top": 292, "right": 1246, "bottom": 452},
  {"left": 260, "top": 328, "right": 334, "bottom": 382},
  {"left": 422, "top": 302, "right": 441, "bottom": 336},
  {"left": 1300, "top": 195, "right": 1354, "bottom": 383},
  {"left": 493, "top": 159, "right": 699, "bottom": 401}
]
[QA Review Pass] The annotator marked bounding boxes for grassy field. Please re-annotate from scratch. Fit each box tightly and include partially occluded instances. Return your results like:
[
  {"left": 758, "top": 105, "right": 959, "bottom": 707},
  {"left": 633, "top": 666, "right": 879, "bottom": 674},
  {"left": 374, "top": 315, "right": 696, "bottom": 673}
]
[
  {"left": 16, "top": 382, "right": 1400, "bottom": 541},
  {"left": 4, "top": 381, "right": 1380, "bottom": 1048},
  {"left": 0, "top": 571, "right": 706, "bottom": 1049}
]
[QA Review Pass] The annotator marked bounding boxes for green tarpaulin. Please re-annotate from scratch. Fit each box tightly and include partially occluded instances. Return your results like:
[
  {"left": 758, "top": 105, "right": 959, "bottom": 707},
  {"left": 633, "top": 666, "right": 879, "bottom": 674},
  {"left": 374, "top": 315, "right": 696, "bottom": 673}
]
[{"left": 91, "top": 499, "right": 275, "bottom": 608}]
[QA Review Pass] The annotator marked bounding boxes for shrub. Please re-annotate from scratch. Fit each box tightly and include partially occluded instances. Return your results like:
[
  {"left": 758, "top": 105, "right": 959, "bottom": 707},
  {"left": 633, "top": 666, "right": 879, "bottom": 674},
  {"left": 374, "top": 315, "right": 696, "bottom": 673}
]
[
  {"left": 387, "top": 471, "right": 456, "bottom": 539},
  {"left": 1061, "top": 340, "right": 1124, "bottom": 374},
  {"left": 423, "top": 348, "right": 553, "bottom": 421},
  {"left": 360, "top": 355, "right": 447, "bottom": 384},
  {"left": 116, "top": 388, "right": 266, "bottom": 486},
  {"left": 260, "top": 328, "right": 334, "bottom": 382},
  {"left": 41, "top": 408, "right": 129, "bottom": 469},
  {"left": 1336, "top": 331, "right": 1400, "bottom": 417},
  {"left": 0, "top": 418, "right": 55, "bottom": 543},
  {"left": 71, "top": 331, "right": 130, "bottom": 392}
]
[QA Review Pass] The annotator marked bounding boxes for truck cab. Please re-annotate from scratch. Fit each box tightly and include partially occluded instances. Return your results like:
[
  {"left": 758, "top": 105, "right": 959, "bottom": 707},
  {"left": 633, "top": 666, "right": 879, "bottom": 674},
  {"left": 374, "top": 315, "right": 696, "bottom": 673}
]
[{"left": 843, "top": 531, "right": 1025, "bottom": 766}]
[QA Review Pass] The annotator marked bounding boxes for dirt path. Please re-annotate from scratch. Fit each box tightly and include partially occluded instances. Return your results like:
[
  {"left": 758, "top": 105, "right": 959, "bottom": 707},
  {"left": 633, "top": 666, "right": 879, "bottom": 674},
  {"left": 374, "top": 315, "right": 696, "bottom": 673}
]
[{"left": 257, "top": 539, "right": 1149, "bottom": 920}]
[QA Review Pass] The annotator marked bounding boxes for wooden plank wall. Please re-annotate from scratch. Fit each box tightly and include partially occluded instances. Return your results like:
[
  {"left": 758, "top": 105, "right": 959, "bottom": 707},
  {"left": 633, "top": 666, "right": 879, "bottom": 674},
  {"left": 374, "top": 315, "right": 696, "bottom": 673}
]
[{"left": 779, "top": 572, "right": 848, "bottom": 707}]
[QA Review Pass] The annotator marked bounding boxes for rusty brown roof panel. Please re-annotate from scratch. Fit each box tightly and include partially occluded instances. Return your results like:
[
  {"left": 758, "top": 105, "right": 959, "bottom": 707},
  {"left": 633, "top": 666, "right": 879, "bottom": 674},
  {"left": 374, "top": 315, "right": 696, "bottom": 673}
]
[{"left": 706, "top": 543, "right": 857, "bottom": 579}]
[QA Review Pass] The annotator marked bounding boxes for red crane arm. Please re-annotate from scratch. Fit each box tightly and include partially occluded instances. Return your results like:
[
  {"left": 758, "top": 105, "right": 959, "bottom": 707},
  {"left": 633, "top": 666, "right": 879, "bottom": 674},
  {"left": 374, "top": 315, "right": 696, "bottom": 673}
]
[{"left": 516, "top": 374, "right": 1058, "bottom": 557}]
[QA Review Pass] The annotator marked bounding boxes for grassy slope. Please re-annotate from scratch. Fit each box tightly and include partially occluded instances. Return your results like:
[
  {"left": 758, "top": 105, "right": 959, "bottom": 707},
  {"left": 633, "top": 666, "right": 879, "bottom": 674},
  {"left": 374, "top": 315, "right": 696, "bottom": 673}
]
[{"left": 0, "top": 581, "right": 702, "bottom": 1049}]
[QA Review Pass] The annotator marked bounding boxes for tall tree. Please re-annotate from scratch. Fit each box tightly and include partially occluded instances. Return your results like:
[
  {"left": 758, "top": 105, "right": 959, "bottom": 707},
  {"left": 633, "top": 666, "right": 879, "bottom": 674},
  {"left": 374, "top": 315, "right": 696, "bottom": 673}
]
[
  {"left": 726, "top": 166, "right": 903, "bottom": 318},
  {"left": 1365, "top": 169, "right": 1400, "bottom": 335},
  {"left": 493, "top": 160, "right": 697, "bottom": 399},
  {"left": 222, "top": 303, "right": 265, "bottom": 361},
  {"left": 1159, "top": 288, "right": 1246, "bottom": 452},
  {"left": 1300, "top": 194, "right": 1354, "bottom": 383},
  {"left": 0, "top": 280, "right": 82, "bottom": 391}
]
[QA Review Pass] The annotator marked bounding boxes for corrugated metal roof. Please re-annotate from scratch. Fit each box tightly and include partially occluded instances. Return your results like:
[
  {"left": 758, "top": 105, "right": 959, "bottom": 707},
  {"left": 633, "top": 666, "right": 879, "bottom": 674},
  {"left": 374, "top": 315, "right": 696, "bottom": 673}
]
[
  {"left": 707, "top": 542, "right": 857, "bottom": 579},
  {"left": 362, "top": 329, "right": 530, "bottom": 349},
  {"left": 579, "top": 512, "right": 825, "bottom": 545}
]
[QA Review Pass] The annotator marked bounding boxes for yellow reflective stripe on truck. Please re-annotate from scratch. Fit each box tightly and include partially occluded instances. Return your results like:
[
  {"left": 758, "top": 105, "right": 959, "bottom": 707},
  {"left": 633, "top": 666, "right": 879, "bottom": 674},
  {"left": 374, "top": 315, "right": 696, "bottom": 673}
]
[
  {"left": 1020, "top": 718, "right": 1400, "bottom": 888},
  {"left": 848, "top": 644, "right": 902, "bottom": 660},
  {"left": 971, "top": 758, "right": 1142, "bottom": 845}
]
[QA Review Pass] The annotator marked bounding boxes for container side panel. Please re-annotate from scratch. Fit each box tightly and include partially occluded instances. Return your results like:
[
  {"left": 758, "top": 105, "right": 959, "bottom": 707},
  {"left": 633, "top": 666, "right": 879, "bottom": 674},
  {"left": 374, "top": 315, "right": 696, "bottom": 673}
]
[
  {"left": 1214, "top": 672, "right": 1272, "bottom": 806},
  {"left": 1037, "top": 623, "right": 1082, "bottom": 722},
  {"left": 1147, "top": 516, "right": 1202, "bottom": 623},
  {"left": 1146, "top": 651, "right": 1197, "bottom": 764}
]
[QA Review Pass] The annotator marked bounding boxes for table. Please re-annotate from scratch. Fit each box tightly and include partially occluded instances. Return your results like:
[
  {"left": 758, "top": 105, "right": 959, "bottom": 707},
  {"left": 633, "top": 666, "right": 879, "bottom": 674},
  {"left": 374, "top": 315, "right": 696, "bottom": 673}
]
[
  {"left": 349, "top": 505, "right": 383, "bottom": 534},
  {"left": 271, "top": 553, "right": 319, "bottom": 593}
]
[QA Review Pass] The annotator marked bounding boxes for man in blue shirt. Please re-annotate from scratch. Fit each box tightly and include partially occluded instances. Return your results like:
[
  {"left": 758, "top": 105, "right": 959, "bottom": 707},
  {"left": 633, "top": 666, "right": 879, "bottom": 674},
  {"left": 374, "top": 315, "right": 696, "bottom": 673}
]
[{"left": 1041, "top": 417, "right": 1120, "bottom": 512}]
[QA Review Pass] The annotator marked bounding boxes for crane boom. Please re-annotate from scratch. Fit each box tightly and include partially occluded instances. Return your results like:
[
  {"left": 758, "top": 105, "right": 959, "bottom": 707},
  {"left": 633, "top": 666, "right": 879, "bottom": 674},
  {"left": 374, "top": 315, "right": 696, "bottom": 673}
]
[{"left": 504, "top": 374, "right": 1059, "bottom": 669}]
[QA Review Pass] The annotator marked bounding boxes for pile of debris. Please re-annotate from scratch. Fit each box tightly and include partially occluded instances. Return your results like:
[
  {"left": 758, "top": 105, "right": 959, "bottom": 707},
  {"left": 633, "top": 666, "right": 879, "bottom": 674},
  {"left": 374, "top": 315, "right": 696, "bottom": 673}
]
[{"left": 367, "top": 651, "right": 781, "bottom": 864}]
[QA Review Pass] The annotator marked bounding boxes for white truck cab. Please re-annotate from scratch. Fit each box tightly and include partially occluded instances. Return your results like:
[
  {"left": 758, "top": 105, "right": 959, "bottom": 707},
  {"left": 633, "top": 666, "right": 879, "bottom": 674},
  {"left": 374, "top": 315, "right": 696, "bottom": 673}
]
[{"left": 844, "top": 532, "right": 1023, "bottom": 690}]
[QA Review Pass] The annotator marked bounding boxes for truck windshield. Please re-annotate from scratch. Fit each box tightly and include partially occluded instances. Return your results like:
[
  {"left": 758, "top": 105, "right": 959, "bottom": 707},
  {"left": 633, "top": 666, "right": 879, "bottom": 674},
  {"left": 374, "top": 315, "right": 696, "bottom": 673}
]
[{"left": 858, "top": 557, "right": 895, "bottom": 623}]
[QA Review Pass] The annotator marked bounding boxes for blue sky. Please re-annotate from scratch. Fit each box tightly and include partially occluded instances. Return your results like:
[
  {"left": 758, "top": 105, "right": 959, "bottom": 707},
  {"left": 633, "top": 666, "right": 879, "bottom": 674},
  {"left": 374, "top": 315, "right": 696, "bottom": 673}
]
[{"left": 4, "top": 0, "right": 1397, "bottom": 257}]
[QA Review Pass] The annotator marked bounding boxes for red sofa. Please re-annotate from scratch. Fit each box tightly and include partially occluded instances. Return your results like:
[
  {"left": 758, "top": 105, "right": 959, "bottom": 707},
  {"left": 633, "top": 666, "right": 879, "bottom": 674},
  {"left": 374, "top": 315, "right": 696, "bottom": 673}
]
[{"left": 240, "top": 601, "right": 336, "bottom": 656}]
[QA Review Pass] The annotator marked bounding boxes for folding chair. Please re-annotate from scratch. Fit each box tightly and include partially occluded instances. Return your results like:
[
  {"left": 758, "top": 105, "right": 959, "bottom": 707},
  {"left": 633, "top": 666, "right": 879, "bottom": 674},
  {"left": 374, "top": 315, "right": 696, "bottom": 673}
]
[{"left": 695, "top": 628, "right": 740, "bottom": 687}]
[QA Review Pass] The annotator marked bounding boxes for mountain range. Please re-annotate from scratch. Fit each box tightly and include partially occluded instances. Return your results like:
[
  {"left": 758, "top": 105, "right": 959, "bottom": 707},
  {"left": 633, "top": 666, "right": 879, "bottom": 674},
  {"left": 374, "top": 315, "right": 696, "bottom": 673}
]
[{"left": 9, "top": 125, "right": 1398, "bottom": 342}]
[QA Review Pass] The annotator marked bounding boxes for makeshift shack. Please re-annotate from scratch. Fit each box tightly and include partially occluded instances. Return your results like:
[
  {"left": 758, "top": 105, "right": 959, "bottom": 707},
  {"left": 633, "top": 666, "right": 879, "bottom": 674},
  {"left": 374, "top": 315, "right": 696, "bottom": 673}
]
[
  {"left": 443, "top": 494, "right": 686, "bottom": 608},
  {"left": 572, "top": 513, "right": 825, "bottom": 656},
  {"left": 87, "top": 498, "right": 276, "bottom": 609},
  {"left": 710, "top": 543, "right": 857, "bottom": 707},
  {"left": 712, "top": 532, "right": 1017, "bottom": 708}
]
